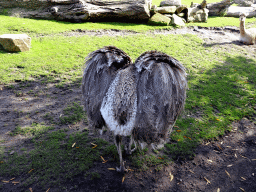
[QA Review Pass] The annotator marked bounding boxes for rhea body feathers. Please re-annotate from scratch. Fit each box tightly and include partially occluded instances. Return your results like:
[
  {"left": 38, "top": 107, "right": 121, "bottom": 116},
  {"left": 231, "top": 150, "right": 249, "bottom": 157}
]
[
  {"left": 82, "top": 46, "right": 187, "bottom": 172},
  {"left": 82, "top": 46, "right": 132, "bottom": 130}
]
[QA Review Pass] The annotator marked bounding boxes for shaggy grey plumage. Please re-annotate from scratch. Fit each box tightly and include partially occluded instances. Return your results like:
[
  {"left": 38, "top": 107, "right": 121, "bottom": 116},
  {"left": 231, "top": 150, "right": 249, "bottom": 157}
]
[
  {"left": 82, "top": 46, "right": 187, "bottom": 173},
  {"left": 82, "top": 46, "right": 132, "bottom": 131}
]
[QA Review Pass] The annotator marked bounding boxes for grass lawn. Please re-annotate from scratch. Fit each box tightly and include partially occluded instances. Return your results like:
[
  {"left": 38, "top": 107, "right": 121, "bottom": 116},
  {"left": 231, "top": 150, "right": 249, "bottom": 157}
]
[{"left": 0, "top": 5, "right": 256, "bottom": 191}]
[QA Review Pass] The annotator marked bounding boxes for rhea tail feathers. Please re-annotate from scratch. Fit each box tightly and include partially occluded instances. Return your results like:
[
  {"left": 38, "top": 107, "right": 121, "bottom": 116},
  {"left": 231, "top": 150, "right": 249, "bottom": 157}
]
[{"left": 82, "top": 46, "right": 187, "bottom": 172}]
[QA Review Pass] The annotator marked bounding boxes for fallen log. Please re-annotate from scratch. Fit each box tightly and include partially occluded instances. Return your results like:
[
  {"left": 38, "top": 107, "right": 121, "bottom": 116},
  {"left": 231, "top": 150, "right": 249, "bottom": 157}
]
[
  {"left": 0, "top": 0, "right": 152, "bottom": 22},
  {"left": 82, "top": 0, "right": 151, "bottom": 21},
  {"left": 225, "top": 6, "right": 256, "bottom": 17},
  {"left": 206, "top": 0, "right": 233, "bottom": 16},
  {"left": 0, "top": 0, "right": 51, "bottom": 9}
]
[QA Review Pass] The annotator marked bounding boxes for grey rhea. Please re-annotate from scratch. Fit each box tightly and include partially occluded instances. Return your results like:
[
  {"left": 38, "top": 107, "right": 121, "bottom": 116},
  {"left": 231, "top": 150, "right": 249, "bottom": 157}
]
[{"left": 82, "top": 46, "right": 187, "bottom": 173}]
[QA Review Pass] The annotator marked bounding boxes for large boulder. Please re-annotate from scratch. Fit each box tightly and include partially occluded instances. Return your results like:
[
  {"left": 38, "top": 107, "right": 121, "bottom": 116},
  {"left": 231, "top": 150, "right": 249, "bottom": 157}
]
[
  {"left": 148, "top": 13, "right": 171, "bottom": 26},
  {"left": 0, "top": 34, "right": 31, "bottom": 52},
  {"left": 156, "top": 6, "right": 176, "bottom": 14},
  {"left": 175, "top": 5, "right": 188, "bottom": 21},
  {"left": 160, "top": 0, "right": 181, "bottom": 7},
  {"left": 171, "top": 14, "right": 185, "bottom": 26},
  {"left": 187, "top": 7, "right": 209, "bottom": 22}
]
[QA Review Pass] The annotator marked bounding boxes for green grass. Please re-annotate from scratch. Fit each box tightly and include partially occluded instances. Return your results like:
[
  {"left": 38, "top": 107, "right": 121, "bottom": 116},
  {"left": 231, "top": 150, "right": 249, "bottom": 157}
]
[
  {"left": 9, "top": 123, "right": 55, "bottom": 137},
  {"left": 0, "top": 15, "right": 174, "bottom": 35},
  {"left": 0, "top": 13, "right": 256, "bottom": 191},
  {"left": 60, "top": 102, "right": 87, "bottom": 125},
  {"left": 0, "top": 13, "right": 255, "bottom": 36}
]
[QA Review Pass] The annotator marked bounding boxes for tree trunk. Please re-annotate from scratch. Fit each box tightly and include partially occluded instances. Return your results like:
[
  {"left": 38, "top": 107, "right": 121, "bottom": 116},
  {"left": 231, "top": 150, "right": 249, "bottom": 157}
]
[
  {"left": 206, "top": 0, "right": 233, "bottom": 16},
  {"left": 0, "top": 0, "right": 152, "bottom": 22},
  {"left": 0, "top": 0, "right": 51, "bottom": 9}
]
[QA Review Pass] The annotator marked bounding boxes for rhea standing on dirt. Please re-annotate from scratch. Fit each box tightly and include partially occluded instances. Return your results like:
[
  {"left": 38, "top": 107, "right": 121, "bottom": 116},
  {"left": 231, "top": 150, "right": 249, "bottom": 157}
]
[
  {"left": 82, "top": 46, "right": 187, "bottom": 173},
  {"left": 239, "top": 12, "right": 256, "bottom": 45}
]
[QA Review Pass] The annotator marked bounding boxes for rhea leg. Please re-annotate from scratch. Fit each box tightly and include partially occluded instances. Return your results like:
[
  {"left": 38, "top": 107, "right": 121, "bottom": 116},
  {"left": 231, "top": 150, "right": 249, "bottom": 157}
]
[
  {"left": 125, "top": 135, "right": 137, "bottom": 155},
  {"left": 98, "top": 125, "right": 106, "bottom": 135},
  {"left": 114, "top": 135, "right": 126, "bottom": 173}
]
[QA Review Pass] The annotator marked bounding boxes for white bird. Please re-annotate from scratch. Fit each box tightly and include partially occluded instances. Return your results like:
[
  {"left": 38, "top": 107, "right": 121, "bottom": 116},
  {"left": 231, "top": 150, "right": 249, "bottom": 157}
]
[
  {"left": 82, "top": 46, "right": 187, "bottom": 172},
  {"left": 239, "top": 12, "right": 256, "bottom": 45}
]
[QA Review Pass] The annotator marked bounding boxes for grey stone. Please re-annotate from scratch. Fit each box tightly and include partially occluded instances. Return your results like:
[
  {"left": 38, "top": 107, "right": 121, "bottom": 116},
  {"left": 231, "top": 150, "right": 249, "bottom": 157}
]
[
  {"left": 164, "top": 14, "right": 173, "bottom": 18},
  {"left": 190, "top": 2, "right": 200, "bottom": 8},
  {"left": 171, "top": 14, "right": 185, "bottom": 26},
  {"left": 160, "top": 0, "right": 181, "bottom": 7},
  {"left": 148, "top": 13, "right": 171, "bottom": 26},
  {"left": 156, "top": 6, "right": 177, "bottom": 14},
  {"left": 150, "top": 5, "right": 158, "bottom": 15},
  {"left": 187, "top": 7, "right": 209, "bottom": 22}
]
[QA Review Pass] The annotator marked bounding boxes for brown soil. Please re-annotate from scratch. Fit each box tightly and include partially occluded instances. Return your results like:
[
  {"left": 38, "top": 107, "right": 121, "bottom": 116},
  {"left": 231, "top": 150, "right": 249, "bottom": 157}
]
[{"left": 0, "top": 27, "right": 256, "bottom": 192}]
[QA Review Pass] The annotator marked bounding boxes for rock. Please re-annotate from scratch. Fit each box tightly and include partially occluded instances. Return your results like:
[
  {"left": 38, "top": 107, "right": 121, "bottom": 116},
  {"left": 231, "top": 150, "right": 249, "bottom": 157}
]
[
  {"left": 200, "top": 0, "right": 207, "bottom": 9},
  {"left": 150, "top": 5, "right": 158, "bottom": 16},
  {"left": 148, "top": 13, "right": 171, "bottom": 26},
  {"left": 175, "top": 5, "right": 188, "bottom": 21},
  {"left": 152, "top": 5, "right": 158, "bottom": 9},
  {"left": 187, "top": 7, "right": 209, "bottom": 22},
  {"left": 176, "top": 5, "right": 188, "bottom": 14},
  {"left": 156, "top": 6, "right": 177, "bottom": 14},
  {"left": 171, "top": 14, "right": 185, "bottom": 26},
  {"left": 188, "top": 7, "right": 200, "bottom": 16},
  {"left": 160, "top": 0, "right": 181, "bottom": 7},
  {"left": 177, "top": 12, "right": 185, "bottom": 17},
  {"left": 190, "top": 2, "right": 200, "bottom": 8},
  {"left": 0, "top": 34, "right": 31, "bottom": 52},
  {"left": 201, "top": 8, "right": 209, "bottom": 22},
  {"left": 164, "top": 14, "right": 173, "bottom": 18}
]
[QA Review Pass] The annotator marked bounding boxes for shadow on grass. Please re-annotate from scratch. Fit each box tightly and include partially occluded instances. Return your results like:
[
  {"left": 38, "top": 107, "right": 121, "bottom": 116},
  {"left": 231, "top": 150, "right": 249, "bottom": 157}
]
[
  {"left": 0, "top": 54, "right": 255, "bottom": 191},
  {"left": 164, "top": 54, "right": 256, "bottom": 160},
  {"left": 58, "top": 19, "right": 148, "bottom": 26},
  {"left": 203, "top": 40, "right": 242, "bottom": 47},
  {"left": 0, "top": 44, "right": 12, "bottom": 54}
]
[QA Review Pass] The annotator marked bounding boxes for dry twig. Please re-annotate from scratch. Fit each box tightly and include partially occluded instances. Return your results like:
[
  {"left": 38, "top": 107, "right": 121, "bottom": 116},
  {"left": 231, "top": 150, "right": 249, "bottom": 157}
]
[
  {"left": 225, "top": 170, "right": 231, "bottom": 178},
  {"left": 204, "top": 177, "right": 211, "bottom": 184}
]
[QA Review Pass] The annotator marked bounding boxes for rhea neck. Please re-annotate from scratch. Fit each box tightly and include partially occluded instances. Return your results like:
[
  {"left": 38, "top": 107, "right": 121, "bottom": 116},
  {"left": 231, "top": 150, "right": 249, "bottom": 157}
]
[{"left": 240, "top": 17, "right": 246, "bottom": 35}]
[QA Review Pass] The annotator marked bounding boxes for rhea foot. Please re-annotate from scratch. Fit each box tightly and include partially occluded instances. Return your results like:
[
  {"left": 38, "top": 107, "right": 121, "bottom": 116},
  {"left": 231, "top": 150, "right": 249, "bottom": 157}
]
[{"left": 116, "top": 162, "right": 128, "bottom": 173}]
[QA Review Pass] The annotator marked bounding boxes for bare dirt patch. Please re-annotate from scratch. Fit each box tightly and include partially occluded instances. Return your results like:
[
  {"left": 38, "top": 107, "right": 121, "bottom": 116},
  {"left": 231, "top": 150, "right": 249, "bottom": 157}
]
[{"left": 0, "top": 27, "right": 256, "bottom": 192}]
